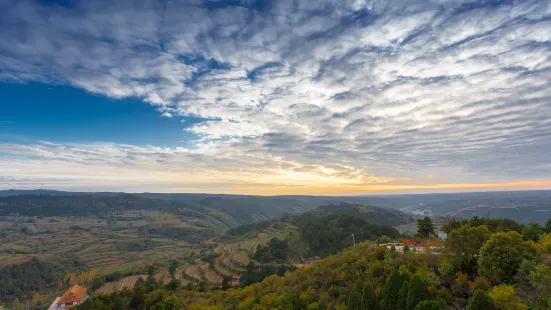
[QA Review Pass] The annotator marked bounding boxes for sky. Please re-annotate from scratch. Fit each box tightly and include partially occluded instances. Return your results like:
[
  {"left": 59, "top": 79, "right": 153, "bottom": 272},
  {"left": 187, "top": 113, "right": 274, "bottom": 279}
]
[{"left": 1, "top": 0, "right": 551, "bottom": 195}]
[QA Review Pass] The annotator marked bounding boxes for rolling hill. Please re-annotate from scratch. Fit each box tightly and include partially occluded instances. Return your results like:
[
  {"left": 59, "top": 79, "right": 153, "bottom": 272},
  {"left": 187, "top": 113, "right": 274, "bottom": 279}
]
[{"left": 309, "top": 201, "right": 414, "bottom": 226}]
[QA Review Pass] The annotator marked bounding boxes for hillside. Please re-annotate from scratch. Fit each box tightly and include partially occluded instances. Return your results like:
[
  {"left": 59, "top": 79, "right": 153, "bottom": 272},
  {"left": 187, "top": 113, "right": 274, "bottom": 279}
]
[
  {"left": 254, "top": 213, "right": 401, "bottom": 261},
  {"left": 226, "top": 203, "right": 409, "bottom": 262},
  {"left": 227, "top": 201, "right": 412, "bottom": 238},
  {"left": 74, "top": 215, "right": 551, "bottom": 310},
  {"left": 309, "top": 201, "right": 414, "bottom": 226}
]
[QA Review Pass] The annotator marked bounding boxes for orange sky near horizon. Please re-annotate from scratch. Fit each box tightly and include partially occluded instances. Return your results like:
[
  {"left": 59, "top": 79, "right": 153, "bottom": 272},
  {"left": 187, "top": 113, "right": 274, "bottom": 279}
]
[{"left": 167, "top": 180, "right": 551, "bottom": 196}]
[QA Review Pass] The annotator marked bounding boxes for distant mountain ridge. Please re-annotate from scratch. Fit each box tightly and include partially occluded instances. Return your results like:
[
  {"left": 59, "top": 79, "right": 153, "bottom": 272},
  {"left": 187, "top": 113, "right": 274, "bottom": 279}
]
[{"left": 3, "top": 189, "right": 551, "bottom": 223}]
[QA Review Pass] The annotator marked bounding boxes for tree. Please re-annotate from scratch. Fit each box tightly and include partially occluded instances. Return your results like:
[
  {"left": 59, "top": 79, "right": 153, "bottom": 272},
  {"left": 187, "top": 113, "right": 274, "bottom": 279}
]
[
  {"left": 76, "top": 298, "right": 110, "bottom": 310},
  {"left": 540, "top": 233, "right": 551, "bottom": 253},
  {"left": 406, "top": 275, "right": 430, "bottom": 310},
  {"left": 417, "top": 217, "right": 435, "bottom": 238},
  {"left": 478, "top": 231, "right": 536, "bottom": 283},
  {"left": 414, "top": 300, "right": 445, "bottom": 310},
  {"left": 221, "top": 276, "right": 232, "bottom": 290},
  {"left": 151, "top": 294, "right": 185, "bottom": 310},
  {"left": 466, "top": 290, "right": 495, "bottom": 310},
  {"left": 397, "top": 278, "right": 410, "bottom": 310},
  {"left": 130, "top": 278, "right": 147, "bottom": 309},
  {"left": 146, "top": 276, "right": 159, "bottom": 292},
  {"left": 10, "top": 298, "right": 25, "bottom": 310},
  {"left": 543, "top": 218, "right": 551, "bottom": 233},
  {"left": 522, "top": 222, "right": 542, "bottom": 241},
  {"left": 361, "top": 283, "right": 379, "bottom": 310},
  {"left": 347, "top": 292, "right": 362, "bottom": 310},
  {"left": 168, "top": 260, "right": 179, "bottom": 279},
  {"left": 445, "top": 225, "right": 491, "bottom": 275},
  {"left": 382, "top": 270, "right": 403, "bottom": 310},
  {"left": 442, "top": 218, "right": 462, "bottom": 234},
  {"left": 487, "top": 285, "right": 527, "bottom": 310},
  {"left": 166, "top": 279, "right": 180, "bottom": 291},
  {"left": 529, "top": 263, "right": 551, "bottom": 308}
]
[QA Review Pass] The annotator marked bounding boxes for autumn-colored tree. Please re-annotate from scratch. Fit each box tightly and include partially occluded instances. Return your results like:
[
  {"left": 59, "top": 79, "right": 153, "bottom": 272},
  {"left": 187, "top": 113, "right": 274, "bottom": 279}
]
[
  {"left": 478, "top": 232, "right": 536, "bottom": 283},
  {"left": 539, "top": 233, "right": 551, "bottom": 253},
  {"left": 452, "top": 272, "right": 469, "bottom": 298},
  {"left": 529, "top": 263, "right": 551, "bottom": 308},
  {"left": 470, "top": 277, "right": 491, "bottom": 292},
  {"left": 466, "top": 289, "right": 495, "bottom": 310},
  {"left": 487, "top": 285, "right": 527, "bottom": 310}
]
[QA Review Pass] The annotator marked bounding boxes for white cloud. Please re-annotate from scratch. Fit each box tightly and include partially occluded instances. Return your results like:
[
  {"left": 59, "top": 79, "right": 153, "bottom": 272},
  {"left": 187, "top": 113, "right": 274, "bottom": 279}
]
[{"left": 1, "top": 0, "right": 551, "bottom": 191}]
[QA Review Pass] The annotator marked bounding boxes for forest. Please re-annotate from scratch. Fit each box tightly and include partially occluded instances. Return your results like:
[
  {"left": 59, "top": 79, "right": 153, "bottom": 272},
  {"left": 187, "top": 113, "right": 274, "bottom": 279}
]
[
  {"left": 254, "top": 213, "right": 401, "bottom": 262},
  {"left": 61, "top": 215, "right": 551, "bottom": 310}
]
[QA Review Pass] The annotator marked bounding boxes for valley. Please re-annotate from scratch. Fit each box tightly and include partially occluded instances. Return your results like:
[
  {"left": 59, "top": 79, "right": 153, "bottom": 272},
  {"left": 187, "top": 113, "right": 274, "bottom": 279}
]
[{"left": 2, "top": 190, "right": 551, "bottom": 309}]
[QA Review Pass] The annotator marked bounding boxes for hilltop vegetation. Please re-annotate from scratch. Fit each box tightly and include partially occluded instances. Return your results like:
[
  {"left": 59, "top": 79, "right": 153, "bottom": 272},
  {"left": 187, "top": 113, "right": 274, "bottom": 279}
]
[
  {"left": 254, "top": 213, "right": 401, "bottom": 262},
  {"left": 309, "top": 201, "right": 414, "bottom": 226},
  {"left": 73, "top": 215, "right": 551, "bottom": 310},
  {"left": 224, "top": 202, "right": 410, "bottom": 262}
]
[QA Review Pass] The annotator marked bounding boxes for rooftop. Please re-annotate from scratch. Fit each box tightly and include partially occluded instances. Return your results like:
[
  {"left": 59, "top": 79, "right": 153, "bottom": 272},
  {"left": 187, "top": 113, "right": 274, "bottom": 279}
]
[{"left": 57, "top": 285, "right": 87, "bottom": 304}]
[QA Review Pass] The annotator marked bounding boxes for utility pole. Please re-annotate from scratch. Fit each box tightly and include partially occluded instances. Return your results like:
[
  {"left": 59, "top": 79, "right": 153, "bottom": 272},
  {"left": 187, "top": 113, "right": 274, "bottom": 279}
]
[{"left": 352, "top": 233, "right": 356, "bottom": 249}]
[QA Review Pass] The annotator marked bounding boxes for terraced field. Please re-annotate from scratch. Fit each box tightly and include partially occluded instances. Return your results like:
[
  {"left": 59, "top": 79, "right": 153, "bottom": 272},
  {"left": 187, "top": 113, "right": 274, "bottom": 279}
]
[{"left": 96, "top": 275, "right": 149, "bottom": 294}]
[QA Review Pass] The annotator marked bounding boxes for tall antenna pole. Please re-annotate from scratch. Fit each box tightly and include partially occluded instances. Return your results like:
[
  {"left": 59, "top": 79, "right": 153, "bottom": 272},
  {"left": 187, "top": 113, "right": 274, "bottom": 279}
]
[{"left": 352, "top": 234, "right": 356, "bottom": 249}]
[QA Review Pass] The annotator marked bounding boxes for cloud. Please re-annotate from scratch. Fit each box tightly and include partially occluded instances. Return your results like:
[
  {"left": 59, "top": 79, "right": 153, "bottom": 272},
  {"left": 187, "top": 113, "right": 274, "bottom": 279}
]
[
  {"left": 0, "top": 121, "right": 15, "bottom": 124},
  {"left": 1, "top": 0, "right": 551, "bottom": 192}
]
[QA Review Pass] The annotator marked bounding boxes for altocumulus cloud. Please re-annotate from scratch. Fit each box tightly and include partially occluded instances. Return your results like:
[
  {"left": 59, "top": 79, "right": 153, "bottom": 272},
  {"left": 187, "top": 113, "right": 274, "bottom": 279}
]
[{"left": 1, "top": 0, "right": 551, "bottom": 193}]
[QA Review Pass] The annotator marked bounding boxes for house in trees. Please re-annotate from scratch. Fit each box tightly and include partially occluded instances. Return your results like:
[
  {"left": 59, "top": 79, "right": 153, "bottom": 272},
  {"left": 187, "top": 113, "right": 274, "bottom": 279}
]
[{"left": 48, "top": 285, "right": 89, "bottom": 309}]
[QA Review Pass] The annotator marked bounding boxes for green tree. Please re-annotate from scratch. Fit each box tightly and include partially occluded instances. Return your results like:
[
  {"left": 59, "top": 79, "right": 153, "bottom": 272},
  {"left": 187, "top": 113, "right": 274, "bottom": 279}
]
[
  {"left": 151, "top": 294, "right": 185, "bottom": 310},
  {"left": 397, "top": 278, "right": 411, "bottom": 310},
  {"left": 361, "top": 283, "right": 379, "bottom": 310},
  {"left": 407, "top": 275, "right": 430, "bottom": 310},
  {"left": 347, "top": 292, "right": 362, "bottom": 310},
  {"left": 76, "top": 298, "right": 110, "bottom": 310},
  {"left": 382, "top": 270, "right": 404, "bottom": 310},
  {"left": 442, "top": 218, "right": 462, "bottom": 234},
  {"left": 129, "top": 278, "right": 147, "bottom": 310},
  {"left": 166, "top": 279, "right": 180, "bottom": 291},
  {"left": 522, "top": 222, "right": 542, "bottom": 241},
  {"left": 222, "top": 276, "right": 232, "bottom": 290},
  {"left": 168, "top": 260, "right": 179, "bottom": 279},
  {"left": 415, "top": 300, "right": 445, "bottom": 310},
  {"left": 112, "top": 293, "right": 127, "bottom": 310},
  {"left": 10, "top": 298, "right": 25, "bottom": 310},
  {"left": 487, "top": 285, "right": 527, "bottom": 310},
  {"left": 478, "top": 231, "right": 536, "bottom": 283},
  {"left": 466, "top": 290, "right": 495, "bottom": 310},
  {"left": 543, "top": 218, "right": 551, "bottom": 233},
  {"left": 417, "top": 217, "right": 435, "bottom": 238},
  {"left": 445, "top": 224, "right": 491, "bottom": 275}
]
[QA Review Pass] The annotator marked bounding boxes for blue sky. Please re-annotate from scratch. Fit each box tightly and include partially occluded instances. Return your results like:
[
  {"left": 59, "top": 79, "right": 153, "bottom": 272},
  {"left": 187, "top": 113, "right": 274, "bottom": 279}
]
[
  {"left": 1, "top": 0, "right": 551, "bottom": 194},
  {"left": 0, "top": 82, "right": 201, "bottom": 146}
]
